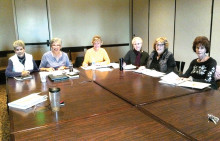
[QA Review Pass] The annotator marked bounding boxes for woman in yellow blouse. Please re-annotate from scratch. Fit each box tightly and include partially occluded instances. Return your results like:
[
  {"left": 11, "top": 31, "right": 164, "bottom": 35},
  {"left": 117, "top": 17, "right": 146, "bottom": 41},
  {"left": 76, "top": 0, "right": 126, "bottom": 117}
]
[{"left": 82, "top": 35, "right": 110, "bottom": 67}]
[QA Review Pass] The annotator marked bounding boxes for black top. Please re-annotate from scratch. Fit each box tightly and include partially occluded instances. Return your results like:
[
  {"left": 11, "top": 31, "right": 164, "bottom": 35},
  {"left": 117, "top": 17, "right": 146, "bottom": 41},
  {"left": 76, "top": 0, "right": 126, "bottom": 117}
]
[
  {"left": 147, "top": 49, "right": 177, "bottom": 74},
  {"left": 18, "top": 54, "right": 26, "bottom": 65},
  {"left": 124, "top": 49, "right": 149, "bottom": 66},
  {"left": 182, "top": 57, "right": 217, "bottom": 89},
  {"left": 149, "top": 53, "right": 160, "bottom": 71}
]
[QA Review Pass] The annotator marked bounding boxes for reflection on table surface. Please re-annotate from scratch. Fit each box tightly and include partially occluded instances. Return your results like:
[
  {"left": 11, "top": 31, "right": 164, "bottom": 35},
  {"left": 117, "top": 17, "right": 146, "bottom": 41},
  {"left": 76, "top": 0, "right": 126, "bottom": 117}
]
[{"left": 7, "top": 69, "right": 217, "bottom": 140}]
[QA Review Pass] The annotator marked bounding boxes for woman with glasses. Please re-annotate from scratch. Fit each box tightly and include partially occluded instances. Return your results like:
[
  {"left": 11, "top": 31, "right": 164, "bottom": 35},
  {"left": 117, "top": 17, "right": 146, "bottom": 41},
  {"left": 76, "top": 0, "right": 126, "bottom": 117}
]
[
  {"left": 123, "top": 37, "right": 149, "bottom": 67},
  {"left": 146, "top": 37, "right": 177, "bottom": 73},
  {"left": 181, "top": 36, "right": 217, "bottom": 89},
  {"left": 39, "top": 38, "right": 70, "bottom": 72}
]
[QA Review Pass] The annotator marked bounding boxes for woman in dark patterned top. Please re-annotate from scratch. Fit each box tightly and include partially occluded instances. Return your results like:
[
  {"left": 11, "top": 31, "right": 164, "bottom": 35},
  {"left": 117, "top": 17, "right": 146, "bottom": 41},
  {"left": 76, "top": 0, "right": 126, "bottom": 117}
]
[
  {"left": 181, "top": 36, "right": 217, "bottom": 89},
  {"left": 145, "top": 37, "right": 177, "bottom": 74},
  {"left": 123, "top": 37, "right": 149, "bottom": 67}
]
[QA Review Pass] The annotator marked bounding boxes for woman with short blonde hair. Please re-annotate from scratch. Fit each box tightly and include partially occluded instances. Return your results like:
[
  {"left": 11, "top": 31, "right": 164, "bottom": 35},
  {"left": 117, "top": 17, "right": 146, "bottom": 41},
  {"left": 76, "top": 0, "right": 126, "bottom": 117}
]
[
  {"left": 39, "top": 38, "right": 70, "bottom": 72},
  {"left": 5, "top": 40, "right": 38, "bottom": 77},
  {"left": 146, "top": 37, "right": 177, "bottom": 73},
  {"left": 82, "top": 35, "right": 110, "bottom": 67}
]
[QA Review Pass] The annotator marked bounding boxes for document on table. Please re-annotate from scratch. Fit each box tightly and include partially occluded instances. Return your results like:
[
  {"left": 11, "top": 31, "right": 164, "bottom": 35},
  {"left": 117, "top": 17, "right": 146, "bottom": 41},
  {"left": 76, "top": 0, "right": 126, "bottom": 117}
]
[
  {"left": 14, "top": 75, "right": 33, "bottom": 81},
  {"left": 110, "top": 63, "right": 119, "bottom": 69},
  {"left": 159, "top": 72, "right": 211, "bottom": 89},
  {"left": 123, "top": 64, "right": 137, "bottom": 70},
  {"left": 66, "top": 72, "right": 80, "bottom": 78},
  {"left": 159, "top": 72, "right": 185, "bottom": 85},
  {"left": 8, "top": 93, "right": 48, "bottom": 110},
  {"left": 96, "top": 67, "right": 113, "bottom": 72},
  {"left": 81, "top": 63, "right": 118, "bottom": 70},
  {"left": 134, "top": 69, "right": 165, "bottom": 77},
  {"left": 177, "top": 81, "right": 211, "bottom": 89}
]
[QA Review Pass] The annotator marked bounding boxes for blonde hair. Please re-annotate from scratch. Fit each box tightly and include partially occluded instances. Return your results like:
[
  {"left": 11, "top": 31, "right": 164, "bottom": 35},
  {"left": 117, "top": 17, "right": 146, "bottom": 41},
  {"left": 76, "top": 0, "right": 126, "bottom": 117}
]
[
  {"left": 13, "top": 40, "right": 25, "bottom": 49},
  {"left": 92, "top": 35, "right": 103, "bottom": 44},
  {"left": 132, "top": 37, "right": 143, "bottom": 45},
  {"left": 50, "top": 38, "right": 62, "bottom": 46},
  {"left": 153, "top": 37, "right": 169, "bottom": 50}
]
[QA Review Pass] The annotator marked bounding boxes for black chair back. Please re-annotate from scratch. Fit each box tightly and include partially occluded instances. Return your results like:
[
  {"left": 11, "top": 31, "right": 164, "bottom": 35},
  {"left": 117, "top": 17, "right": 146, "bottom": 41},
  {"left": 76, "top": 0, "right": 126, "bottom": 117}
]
[
  {"left": 74, "top": 56, "right": 84, "bottom": 67},
  {"left": 175, "top": 61, "right": 185, "bottom": 75}
]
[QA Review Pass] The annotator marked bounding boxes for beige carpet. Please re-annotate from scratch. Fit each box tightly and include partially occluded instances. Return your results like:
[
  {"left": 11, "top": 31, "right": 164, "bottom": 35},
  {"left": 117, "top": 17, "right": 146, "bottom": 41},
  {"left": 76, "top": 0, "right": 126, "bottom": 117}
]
[{"left": 0, "top": 84, "right": 9, "bottom": 141}]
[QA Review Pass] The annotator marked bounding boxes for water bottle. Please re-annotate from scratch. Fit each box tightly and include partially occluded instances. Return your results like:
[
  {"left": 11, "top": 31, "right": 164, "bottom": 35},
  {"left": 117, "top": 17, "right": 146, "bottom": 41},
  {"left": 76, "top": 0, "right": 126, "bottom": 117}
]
[
  {"left": 69, "top": 64, "right": 73, "bottom": 72},
  {"left": 119, "top": 58, "right": 124, "bottom": 71},
  {"left": 91, "top": 58, "right": 96, "bottom": 70}
]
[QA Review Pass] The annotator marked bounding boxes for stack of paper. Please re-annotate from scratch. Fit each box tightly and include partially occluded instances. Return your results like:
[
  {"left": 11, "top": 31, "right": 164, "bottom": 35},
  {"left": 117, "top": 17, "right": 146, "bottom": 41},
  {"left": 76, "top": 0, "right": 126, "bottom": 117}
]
[
  {"left": 8, "top": 93, "right": 47, "bottom": 110},
  {"left": 96, "top": 67, "right": 113, "bottom": 72},
  {"left": 134, "top": 69, "right": 165, "bottom": 77},
  {"left": 66, "top": 72, "right": 80, "bottom": 78},
  {"left": 159, "top": 72, "right": 211, "bottom": 89},
  {"left": 123, "top": 64, "right": 137, "bottom": 70},
  {"left": 109, "top": 63, "right": 119, "bottom": 69},
  {"left": 178, "top": 81, "right": 211, "bottom": 89},
  {"left": 159, "top": 72, "right": 185, "bottom": 85},
  {"left": 81, "top": 63, "right": 120, "bottom": 70}
]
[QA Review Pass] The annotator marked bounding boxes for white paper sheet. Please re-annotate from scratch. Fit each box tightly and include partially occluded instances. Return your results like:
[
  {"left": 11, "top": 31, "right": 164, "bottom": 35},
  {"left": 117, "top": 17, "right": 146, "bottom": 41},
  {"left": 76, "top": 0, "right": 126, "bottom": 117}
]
[
  {"left": 134, "top": 69, "right": 165, "bottom": 77},
  {"left": 8, "top": 93, "right": 47, "bottom": 110},
  {"left": 178, "top": 81, "right": 211, "bottom": 89}
]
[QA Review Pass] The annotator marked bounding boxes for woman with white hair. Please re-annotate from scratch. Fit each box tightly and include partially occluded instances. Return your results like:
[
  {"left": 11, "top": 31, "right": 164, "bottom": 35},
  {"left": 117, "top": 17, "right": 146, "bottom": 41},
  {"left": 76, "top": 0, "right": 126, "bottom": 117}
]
[
  {"left": 123, "top": 37, "right": 149, "bottom": 67},
  {"left": 5, "top": 40, "right": 38, "bottom": 77}
]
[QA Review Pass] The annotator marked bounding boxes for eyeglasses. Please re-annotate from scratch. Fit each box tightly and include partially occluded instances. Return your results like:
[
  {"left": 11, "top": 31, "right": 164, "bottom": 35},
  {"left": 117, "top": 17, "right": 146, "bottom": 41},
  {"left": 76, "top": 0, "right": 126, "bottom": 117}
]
[
  {"left": 133, "top": 43, "right": 142, "bottom": 45},
  {"left": 52, "top": 44, "right": 61, "bottom": 47},
  {"left": 156, "top": 44, "right": 164, "bottom": 47}
]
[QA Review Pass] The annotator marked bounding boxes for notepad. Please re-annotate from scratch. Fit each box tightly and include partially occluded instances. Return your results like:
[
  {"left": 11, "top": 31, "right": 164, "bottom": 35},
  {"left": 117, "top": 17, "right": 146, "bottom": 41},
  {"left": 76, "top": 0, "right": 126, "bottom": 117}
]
[
  {"left": 48, "top": 74, "right": 69, "bottom": 81},
  {"left": 134, "top": 69, "right": 165, "bottom": 77},
  {"left": 159, "top": 72, "right": 185, "bottom": 85},
  {"left": 8, "top": 93, "right": 47, "bottom": 110},
  {"left": 159, "top": 72, "right": 211, "bottom": 89},
  {"left": 123, "top": 64, "right": 137, "bottom": 70},
  {"left": 178, "top": 81, "right": 211, "bottom": 89},
  {"left": 65, "top": 72, "right": 79, "bottom": 78}
]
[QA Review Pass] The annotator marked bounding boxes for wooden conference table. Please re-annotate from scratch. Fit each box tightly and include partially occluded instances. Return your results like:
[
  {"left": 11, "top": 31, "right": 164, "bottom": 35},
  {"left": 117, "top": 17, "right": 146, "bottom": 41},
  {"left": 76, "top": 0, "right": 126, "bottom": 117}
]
[{"left": 7, "top": 68, "right": 219, "bottom": 140}]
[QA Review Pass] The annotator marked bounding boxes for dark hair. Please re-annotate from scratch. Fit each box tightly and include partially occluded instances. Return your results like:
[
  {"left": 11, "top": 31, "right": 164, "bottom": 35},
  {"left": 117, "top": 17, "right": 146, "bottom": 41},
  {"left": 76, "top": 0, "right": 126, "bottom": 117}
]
[{"left": 192, "top": 36, "right": 210, "bottom": 53}]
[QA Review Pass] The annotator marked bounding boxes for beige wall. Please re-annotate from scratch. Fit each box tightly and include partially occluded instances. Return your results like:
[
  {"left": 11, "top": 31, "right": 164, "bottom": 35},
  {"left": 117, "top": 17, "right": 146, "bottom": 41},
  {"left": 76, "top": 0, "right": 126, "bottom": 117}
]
[
  {"left": 149, "top": 0, "right": 175, "bottom": 53},
  {"left": 133, "top": 0, "right": 217, "bottom": 73},
  {"left": 0, "top": 0, "right": 130, "bottom": 63},
  {"left": 133, "top": 0, "right": 149, "bottom": 52},
  {"left": 0, "top": 0, "right": 16, "bottom": 67},
  {"left": 174, "top": 0, "right": 212, "bottom": 72},
  {"left": 1, "top": 0, "right": 220, "bottom": 68},
  {"left": 0, "top": 0, "right": 16, "bottom": 50},
  {"left": 210, "top": 0, "right": 220, "bottom": 64},
  {"left": 49, "top": 0, "right": 130, "bottom": 62}
]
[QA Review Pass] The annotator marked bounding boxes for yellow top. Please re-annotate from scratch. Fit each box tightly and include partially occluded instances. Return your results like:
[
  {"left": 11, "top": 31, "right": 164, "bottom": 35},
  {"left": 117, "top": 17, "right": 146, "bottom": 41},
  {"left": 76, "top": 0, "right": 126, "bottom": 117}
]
[{"left": 82, "top": 48, "right": 110, "bottom": 67}]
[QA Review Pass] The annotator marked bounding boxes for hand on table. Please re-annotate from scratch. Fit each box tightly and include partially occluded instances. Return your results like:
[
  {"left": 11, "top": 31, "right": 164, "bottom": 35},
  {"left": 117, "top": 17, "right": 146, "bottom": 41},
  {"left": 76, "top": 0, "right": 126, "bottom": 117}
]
[
  {"left": 21, "top": 70, "right": 30, "bottom": 77},
  {"left": 57, "top": 66, "right": 67, "bottom": 70},
  {"left": 46, "top": 67, "right": 55, "bottom": 72}
]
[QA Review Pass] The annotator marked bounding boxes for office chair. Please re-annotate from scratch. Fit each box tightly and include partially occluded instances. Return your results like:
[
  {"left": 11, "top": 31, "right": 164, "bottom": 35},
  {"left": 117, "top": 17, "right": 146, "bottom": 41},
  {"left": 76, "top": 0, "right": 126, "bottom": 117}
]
[
  {"left": 74, "top": 56, "right": 84, "bottom": 67},
  {"left": 175, "top": 61, "right": 185, "bottom": 75},
  {"left": 35, "top": 60, "right": 41, "bottom": 68}
]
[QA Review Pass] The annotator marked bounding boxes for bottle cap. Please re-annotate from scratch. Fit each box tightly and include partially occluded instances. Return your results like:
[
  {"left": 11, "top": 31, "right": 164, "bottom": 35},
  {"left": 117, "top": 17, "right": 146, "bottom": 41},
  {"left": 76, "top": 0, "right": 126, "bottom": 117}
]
[{"left": 49, "top": 87, "right": 60, "bottom": 93}]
